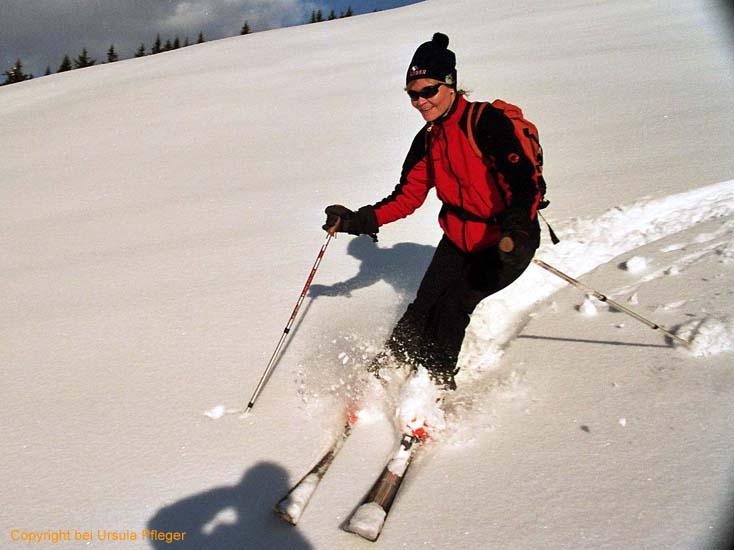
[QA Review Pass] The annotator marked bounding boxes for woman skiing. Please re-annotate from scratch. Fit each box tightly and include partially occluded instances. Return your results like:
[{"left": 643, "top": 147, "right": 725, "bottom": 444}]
[{"left": 323, "top": 33, "right": 544, "bottom": 390}]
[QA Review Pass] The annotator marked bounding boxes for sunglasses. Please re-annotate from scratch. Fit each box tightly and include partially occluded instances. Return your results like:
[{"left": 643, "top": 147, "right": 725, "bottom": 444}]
[{"left": 406, "top": 83, "right": 444, "bottom": 101}]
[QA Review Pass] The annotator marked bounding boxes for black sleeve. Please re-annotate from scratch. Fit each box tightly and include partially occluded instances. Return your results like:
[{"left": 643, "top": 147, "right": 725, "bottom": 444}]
[
  {"left": 399, "top": 126, "right": 429, "bottom": 183},
  {"left": 473, "top": 105, "right": 539, "bottom": 215}
]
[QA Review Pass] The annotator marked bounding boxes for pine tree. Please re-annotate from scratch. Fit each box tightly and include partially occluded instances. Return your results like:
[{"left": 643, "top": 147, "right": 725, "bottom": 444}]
[
  {"left": 316, "top": 9, "right": 323, "bottom": 22},
  {"left": 344, "top": 6, "right": 354, "bottom": 17},
  {"left": 310, "top": 10, "right": 317, "bottom": 23},
  {"left": 58, "top": 55, "right": 73, "bottom": 72},
  {"left": 184, "top": 37, "right": 190, "bottom": 47},
  {"left": 45, "top": 66, "right": 52, "bottom": 76},
  {"left": 135, "top": 44, "right": 146, "bottom": 57},
  {"left": 2, "top": 59, "right": 33, "bottom": 85},
  {"left": 197, "top": 31, "right": 205, "bottom": 44},
  {"left": 328, "top": 10, "right": 336, "bottom": 20},
  {"left": 107, "top": 44, "right": 119, "bottom": 63},
  {"left": 173, "top": 36, "right": 181, "bottom": 49},
  {"left": 164, "top": 39, "right": 173, "bottom": 51},
  {"left": 241, "top": 20, "right": 251, "bottom": 35},
  {"left": 152, "top": 34, "right": 162, "bottom": 54},
  {"left": 73, "top": 48, "right": 96, "bottom": 69}
]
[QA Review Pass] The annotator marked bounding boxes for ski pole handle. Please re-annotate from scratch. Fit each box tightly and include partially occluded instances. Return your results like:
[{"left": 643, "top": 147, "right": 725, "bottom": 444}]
[{"left": 327, "top": 217, "right": 342, "bottom": 236}]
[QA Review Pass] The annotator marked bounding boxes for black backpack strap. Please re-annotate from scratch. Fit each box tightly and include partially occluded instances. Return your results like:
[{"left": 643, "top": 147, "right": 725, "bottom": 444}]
[
  {"left": 466, "top": 101, "right": 489, "bottom": 158},
  {"left": 440, "top": 203, "right": 499, "bottom": 225}
]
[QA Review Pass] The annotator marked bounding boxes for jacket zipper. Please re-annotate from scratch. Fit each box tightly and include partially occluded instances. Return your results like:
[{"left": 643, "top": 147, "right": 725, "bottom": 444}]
[{"left": 438, "top": 124, "right": 471, "bottom": 252}]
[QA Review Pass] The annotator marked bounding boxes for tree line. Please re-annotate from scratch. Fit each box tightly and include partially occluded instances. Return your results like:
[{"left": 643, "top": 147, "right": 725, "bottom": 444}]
[
  {"left": 2, "top": 29, "right": 211, "bottom": 86},
  {"left": 311, "top": 6, "right": 354, "bottom": 22},
  {"left": 2, "top": 6, "right": 354, "bottom": 86}
]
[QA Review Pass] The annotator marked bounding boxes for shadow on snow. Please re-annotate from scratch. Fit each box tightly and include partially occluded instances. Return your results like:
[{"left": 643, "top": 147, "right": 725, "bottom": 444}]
[
  {"left": 309, "top": 235, "right": 435, "bottom": 302},
  {"left": 147, "top": 461, "right": 312, "bottom": 549}
]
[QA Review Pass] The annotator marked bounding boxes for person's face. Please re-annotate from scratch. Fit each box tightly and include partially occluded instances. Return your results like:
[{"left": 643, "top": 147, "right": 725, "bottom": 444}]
[{"left": 407, "top": 78, "right": 456, "bottom": 122}]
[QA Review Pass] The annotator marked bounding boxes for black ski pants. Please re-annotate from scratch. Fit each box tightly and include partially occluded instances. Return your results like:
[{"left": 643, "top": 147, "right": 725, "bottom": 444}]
[{"left": 386, "top": 223, "right": 539, "bottom": 387}]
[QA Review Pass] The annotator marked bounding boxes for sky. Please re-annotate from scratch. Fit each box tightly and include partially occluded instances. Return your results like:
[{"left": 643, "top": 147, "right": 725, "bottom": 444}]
[{"left": 0, "top": 0, "right": 422, "bottom": 78}]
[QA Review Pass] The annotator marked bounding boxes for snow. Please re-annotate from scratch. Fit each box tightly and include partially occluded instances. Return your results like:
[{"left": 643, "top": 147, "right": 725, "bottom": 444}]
[
  {"left": 677, "top": 316, "right": 734, "bottom": 358},
  {"left": 579, "top": 296, "right": 601, "bottom": 316},
  {"left": 2, "top": 0, "right": 734, "bottom": 548},
  {"left": 621, "top": 255, "right": 648, "bottom": 273},
  {"left": 203, "top": 404, "right": 227, "bottom": 419}
]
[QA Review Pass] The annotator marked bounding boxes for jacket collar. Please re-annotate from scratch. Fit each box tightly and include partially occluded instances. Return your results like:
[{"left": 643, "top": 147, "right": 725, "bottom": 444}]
[{"left": 428, "top": 93, "right": 466, "bottom": 129}]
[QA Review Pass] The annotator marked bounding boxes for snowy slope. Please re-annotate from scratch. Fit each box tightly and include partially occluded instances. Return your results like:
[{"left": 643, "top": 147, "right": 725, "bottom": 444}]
[{"left": 2, "top": 0, "right": 733, "bottom": 548}]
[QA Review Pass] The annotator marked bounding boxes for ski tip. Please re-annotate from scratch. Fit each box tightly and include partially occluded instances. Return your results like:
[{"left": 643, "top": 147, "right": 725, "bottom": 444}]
[
  {"left": 344, "top": 502, "right": 387, "bottom": 542},
  {"left": 273, "top": 505, "right": 299, "bottom": 526}
]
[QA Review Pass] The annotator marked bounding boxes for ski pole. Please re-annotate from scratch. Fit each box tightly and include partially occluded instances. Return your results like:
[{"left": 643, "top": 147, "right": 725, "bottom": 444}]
[
  {"left": 532, "top": 258, "right": 691, "bottom": 348},
  {"left": 243, "top": 221, "right": 341, "bottom": 416}
]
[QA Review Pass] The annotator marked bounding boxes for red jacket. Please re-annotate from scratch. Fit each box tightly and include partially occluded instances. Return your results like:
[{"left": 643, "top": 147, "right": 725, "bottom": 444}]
[{"left": 372, "top": 95, "right": 541, "bottom": 252}]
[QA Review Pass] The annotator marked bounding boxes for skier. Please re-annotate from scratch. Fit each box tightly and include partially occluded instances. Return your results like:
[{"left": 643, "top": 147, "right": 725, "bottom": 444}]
[{"left": 323, "top": 32, "right": 543, "bottom": 391}]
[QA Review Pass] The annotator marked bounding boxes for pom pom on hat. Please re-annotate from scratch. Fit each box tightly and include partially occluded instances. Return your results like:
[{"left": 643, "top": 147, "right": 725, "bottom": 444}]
[
  {"left": 431, "top": 32, "right": 449, "bottom": 49},
  {"left": 406, "top": 32, "right": 457, "bottom": 87}
]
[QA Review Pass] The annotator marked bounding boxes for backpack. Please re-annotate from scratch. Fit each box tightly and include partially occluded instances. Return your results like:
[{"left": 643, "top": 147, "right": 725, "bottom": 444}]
[{"left": 466, "top": 99, "right": 558, "bottom": 243}]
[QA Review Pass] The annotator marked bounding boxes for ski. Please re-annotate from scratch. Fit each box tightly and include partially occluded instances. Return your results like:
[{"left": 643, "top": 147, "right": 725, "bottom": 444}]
[
  {"left": 343, "top": 432, "right": 421, "bottom": 541},
  {"left": 274, "top": 417, "right": 354, "bottom": 525}
]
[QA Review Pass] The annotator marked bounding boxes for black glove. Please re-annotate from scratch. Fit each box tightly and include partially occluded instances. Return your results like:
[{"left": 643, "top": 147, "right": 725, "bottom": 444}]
[
  {"left": 498, "top": 208, "right": 535, "bottom": 265},
  {"left": 323, "top": 204, "right": 379, "bottom": 237}
]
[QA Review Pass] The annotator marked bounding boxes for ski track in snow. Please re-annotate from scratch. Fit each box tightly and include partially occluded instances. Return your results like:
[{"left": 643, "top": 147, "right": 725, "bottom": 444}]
[
  {"left": 434, "top": 180, "right": 734, "bottom": 444},
  {"left": 463, "top": 179, "right": 734, "bottom": 365},
  {"left": 289, "top": 180, "right": 734, "bottom": 445}
]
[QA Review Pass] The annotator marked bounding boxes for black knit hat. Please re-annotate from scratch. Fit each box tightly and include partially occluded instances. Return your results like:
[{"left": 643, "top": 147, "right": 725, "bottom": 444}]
[{"left": 406, "top": 32, "right": 457, "bottom": 88}]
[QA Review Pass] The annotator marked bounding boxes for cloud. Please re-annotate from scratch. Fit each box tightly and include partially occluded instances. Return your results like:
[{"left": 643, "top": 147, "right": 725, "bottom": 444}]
[{"left": 0, "top": 0, "right": 322, "bottom": 76}]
